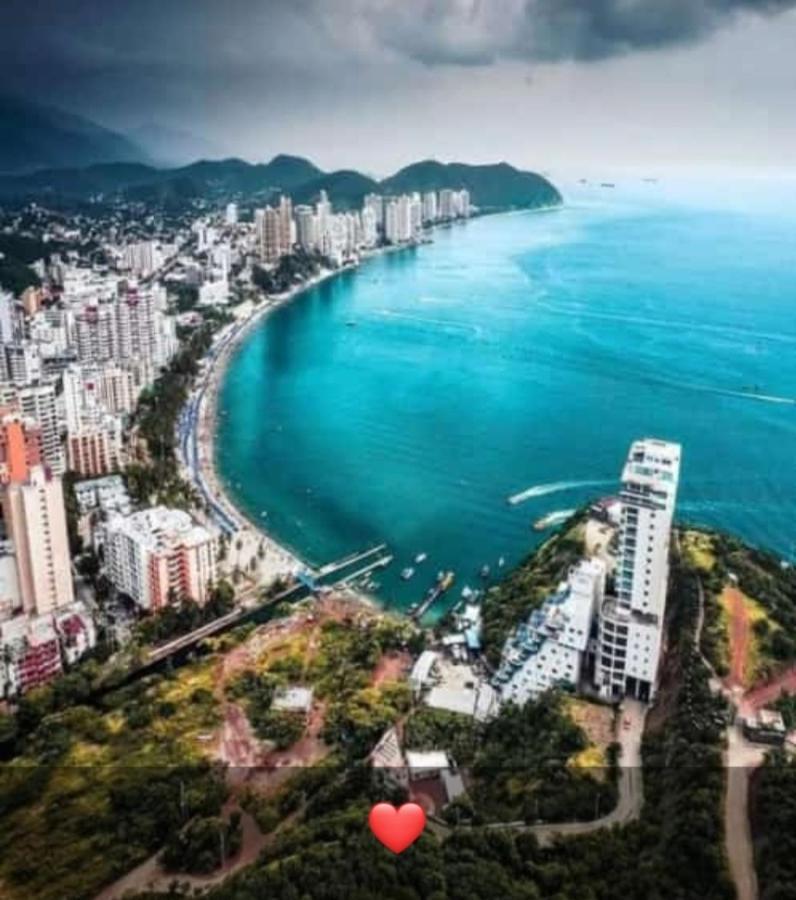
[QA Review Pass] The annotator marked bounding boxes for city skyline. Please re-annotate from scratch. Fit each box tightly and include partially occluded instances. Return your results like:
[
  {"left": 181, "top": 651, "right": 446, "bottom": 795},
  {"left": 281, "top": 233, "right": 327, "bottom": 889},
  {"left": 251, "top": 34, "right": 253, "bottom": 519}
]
[{"left": 1, "top": 0, "right": 796, "bottom": 173}]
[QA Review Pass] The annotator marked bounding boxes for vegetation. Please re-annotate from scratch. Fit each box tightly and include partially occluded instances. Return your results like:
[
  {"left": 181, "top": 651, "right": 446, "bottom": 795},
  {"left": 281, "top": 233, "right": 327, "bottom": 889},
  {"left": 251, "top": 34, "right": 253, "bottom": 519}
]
[
  {"left": 161, "top": 812, "right": 243, "bottom": 874},
  {"left": 752, "top": 750, "right": 796, "bottom": 900},
  {"left": 686, "top": 529, "right": 796, "bottom": 680},
  {"left": 252, "top": 248, "right": 325, "bottom": 295},
  {"left": 640, "top": 553, "right": 733, "bottom": 899},
  {"left": 0, "top": 659, "right": 227, "bottom": 900},
  {"left": 125, "top": 320, "right": 217, "bottom": 508},
  {"left": 134, "top": 580, "right": 236, "bottom": 646},
  {"left": 405, "top": 696, "right": 615, "bottom": 826},
  {"left": 481, "top": 514, "right": 585, "bottom": 666}
]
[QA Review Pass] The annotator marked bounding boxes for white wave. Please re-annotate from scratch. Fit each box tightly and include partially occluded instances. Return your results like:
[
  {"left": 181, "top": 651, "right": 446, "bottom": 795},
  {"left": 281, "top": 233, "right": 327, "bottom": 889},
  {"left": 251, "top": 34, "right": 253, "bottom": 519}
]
[
  {"left": 536, "top": 509, "right": 578, "bottom": 526},
  {"left": 507, "top": 479, "right": 610, "bottom": 505}
]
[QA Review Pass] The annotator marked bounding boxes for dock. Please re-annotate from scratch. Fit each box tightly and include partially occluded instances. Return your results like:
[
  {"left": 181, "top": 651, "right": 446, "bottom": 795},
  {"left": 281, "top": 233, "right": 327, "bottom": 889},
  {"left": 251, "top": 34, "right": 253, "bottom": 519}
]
[
  {"left": 337, "top": 554, "right": 393, "bottom": 587},
  {"left": 411, "top": 574, "right": 454, "bottom": 621}
]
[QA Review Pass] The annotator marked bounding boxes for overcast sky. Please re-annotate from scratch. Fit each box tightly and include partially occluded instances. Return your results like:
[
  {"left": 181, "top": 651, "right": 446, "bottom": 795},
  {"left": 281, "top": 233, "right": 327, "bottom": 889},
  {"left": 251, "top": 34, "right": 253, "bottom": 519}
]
[{"left": 2, "top": 0, "right": 795, "bottom": 174}]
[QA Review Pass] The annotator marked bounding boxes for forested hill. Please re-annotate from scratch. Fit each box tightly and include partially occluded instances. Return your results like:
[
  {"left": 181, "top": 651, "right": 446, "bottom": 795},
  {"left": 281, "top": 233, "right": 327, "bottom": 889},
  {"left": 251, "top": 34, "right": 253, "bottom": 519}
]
[{"left": 0, "top": 155, "right": 561, "bottom": 212}]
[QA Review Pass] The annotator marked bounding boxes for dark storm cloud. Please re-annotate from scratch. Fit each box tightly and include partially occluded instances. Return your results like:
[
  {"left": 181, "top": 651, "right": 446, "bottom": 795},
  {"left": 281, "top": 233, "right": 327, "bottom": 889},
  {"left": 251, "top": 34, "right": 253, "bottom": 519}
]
[
  {"left": 3, "top": 0, "right": 795, "bottom": 82},
  {"left": 355, "top": 0, "right": 796, "bottom": 66}
]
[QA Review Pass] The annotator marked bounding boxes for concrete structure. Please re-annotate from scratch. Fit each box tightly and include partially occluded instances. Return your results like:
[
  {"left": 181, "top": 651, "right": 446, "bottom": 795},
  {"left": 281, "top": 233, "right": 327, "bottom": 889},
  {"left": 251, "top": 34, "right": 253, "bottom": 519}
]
[
  {"left": 1, "top": 465, "right": 75, "bottom": 616},
  {"left": 595, "top": 438, "right": 682, "bottom": 702},
  {"left": 66, "top": 419, "right": 124, "bottom": 476},
  {"left": 494, "top": 558, "right": 606, "bottom": 703},
  {"left": 104, "top": 506, "right": 217, "bottom": 611},
  {"left": 272, "top": 685, "right": 314, "bottom": 719},
  {"left": 410, "top": 650, "right": 439, "bottom": 696}
]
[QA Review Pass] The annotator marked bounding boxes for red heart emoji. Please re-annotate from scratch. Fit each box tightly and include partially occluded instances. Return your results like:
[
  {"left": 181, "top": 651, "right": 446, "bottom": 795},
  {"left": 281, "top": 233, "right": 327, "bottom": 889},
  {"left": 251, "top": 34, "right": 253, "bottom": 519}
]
[{"left": 368, "top": 802, "right": 426, "bottom": 853}]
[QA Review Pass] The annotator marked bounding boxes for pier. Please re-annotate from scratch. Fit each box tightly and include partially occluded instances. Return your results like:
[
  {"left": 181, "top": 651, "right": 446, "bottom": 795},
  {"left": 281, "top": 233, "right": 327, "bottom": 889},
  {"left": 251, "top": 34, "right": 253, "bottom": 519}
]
[{"left": 411, "top": 577, "right": 453, "bottom": 621}]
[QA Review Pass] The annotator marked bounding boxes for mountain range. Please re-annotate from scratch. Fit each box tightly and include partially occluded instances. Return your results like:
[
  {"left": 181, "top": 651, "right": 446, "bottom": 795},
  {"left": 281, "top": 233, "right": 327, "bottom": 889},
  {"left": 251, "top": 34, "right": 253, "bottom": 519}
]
[
  {"left": 0, "top": 155, "right": 561, "bottom": 211},
  {"left": 0, "top": 95, "right": 560, "bottom": 211},
  {"left": 0, "top": 95, "right": 148, "bottom": 174}
]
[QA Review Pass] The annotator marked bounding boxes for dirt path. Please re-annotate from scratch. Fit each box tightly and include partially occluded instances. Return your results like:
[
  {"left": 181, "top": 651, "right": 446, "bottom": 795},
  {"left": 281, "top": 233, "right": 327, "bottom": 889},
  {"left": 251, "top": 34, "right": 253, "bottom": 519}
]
[
  {"left": 725, "top": 587, "right": 751, "bottom": 689},
  {"left": 95, "top": 803, "right": 266, "bottom": 900},
  {"left": 742, "top": 664, "right": 796, "bottom": 715},
  {"left": 371, "top": 650, "right": 411, "bottom": 688}
]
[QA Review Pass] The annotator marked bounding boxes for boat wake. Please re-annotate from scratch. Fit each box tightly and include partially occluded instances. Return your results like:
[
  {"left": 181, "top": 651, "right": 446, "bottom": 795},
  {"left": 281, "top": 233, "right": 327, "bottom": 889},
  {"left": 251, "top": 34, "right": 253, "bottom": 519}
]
[{"left": 507, "top": 479, "right": 610, "bottom": 506}]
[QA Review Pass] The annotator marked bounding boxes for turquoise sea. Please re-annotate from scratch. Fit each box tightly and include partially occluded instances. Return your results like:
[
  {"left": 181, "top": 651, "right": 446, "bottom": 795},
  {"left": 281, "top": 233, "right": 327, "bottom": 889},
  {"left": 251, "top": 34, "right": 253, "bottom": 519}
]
[{"left": 217, "top": 177, "right": 796, "bottom": 612}]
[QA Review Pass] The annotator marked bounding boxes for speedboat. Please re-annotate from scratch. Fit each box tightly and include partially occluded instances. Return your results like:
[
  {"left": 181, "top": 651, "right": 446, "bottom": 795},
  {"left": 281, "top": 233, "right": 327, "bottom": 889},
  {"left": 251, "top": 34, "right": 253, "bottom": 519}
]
[
  {"left": 401, "top": 567, "right": 415, "bottom": 580},
  {"left": 480, "top": 565, "right": 490, "bottom": 578},
  {"left": 415, "top": 552, "right": 428, "bottom": 564}
]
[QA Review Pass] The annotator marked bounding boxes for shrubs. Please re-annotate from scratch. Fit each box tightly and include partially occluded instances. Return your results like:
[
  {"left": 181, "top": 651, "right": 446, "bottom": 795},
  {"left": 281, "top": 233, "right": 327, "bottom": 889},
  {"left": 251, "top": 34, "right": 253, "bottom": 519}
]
[{"left": 161, "top": 812, "right": 242, "bottom": 875}]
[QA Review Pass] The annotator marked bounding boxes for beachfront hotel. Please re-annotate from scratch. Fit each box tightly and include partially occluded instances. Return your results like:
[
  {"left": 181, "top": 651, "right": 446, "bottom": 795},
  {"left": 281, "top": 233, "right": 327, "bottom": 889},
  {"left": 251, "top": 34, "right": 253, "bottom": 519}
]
[
  {"left": 595, "top": 438, "right": 681, "bottom": 702},
  {"left": 103, "top": 506, "right": 218, "bottom": 611},
  {"left": 494, "top": 437, "right": 681, "bottom": 706}
]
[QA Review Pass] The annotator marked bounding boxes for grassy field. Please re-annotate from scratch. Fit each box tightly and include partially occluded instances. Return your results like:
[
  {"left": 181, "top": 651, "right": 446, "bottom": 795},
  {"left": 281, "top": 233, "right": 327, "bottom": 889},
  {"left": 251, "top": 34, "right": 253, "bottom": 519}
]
[{"left": 0, "top": 658, "right": 224, "bottom": 900}]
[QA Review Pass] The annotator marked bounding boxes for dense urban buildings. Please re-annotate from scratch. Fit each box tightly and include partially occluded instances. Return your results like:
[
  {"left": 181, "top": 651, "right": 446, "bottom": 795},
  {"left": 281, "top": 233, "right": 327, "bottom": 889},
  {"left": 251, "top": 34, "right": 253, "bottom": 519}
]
[{"left": 0, "top": 180, "right": 473, "bottom": 698}]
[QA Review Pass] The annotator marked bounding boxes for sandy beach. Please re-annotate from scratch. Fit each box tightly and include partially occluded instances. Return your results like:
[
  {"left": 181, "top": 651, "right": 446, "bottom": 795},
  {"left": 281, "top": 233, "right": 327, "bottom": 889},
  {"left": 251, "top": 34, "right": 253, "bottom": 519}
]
[{"left": 182, "top": 267, "right": 345, "bottom": 589}]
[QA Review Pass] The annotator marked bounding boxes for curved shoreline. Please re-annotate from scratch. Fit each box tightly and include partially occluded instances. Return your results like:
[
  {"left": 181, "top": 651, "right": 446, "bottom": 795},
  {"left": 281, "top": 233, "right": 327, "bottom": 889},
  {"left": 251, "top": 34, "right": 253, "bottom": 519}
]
[
  {"left": 185, "top": 266, "right": 344, "bottom": 582},
  {"left": 188, "top": 206, "right": 562, "bottom": 588}
]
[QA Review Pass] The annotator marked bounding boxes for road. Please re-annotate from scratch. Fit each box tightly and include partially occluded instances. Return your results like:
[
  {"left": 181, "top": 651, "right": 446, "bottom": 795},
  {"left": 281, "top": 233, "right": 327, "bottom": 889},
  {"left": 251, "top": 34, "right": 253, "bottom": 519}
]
[
  {"left": 724, "top": 726, "right": 766, "bottom": 900},
  {"left": 524, "top": 699, "right": 645, "bottom": 846},
  {"left": 430, "top": 699, "right": 646, "bottom": 845}
]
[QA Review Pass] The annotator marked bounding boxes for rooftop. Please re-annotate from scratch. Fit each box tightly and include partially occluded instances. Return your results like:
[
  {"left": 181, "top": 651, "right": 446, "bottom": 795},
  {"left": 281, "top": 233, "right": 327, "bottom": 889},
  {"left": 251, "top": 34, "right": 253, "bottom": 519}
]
[{"left": 106, "top": 505, "right": 214, "bottom": 553}]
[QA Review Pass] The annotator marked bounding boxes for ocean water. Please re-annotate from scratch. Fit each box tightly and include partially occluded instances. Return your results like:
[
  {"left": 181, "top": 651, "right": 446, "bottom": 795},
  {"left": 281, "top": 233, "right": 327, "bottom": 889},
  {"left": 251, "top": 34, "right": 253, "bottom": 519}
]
[{"left": 216, "top": 178, "right": 796, "bottom": 612}]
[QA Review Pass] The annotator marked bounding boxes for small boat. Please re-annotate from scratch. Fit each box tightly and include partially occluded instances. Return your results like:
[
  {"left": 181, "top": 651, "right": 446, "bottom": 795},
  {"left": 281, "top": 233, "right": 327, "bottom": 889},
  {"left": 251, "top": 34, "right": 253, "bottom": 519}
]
[
  {"left": 346, "top": 320, "right": 357, "bottom": 327},
  {"left": 461, "top": 585, "right": 474, "bottom": 599},
  {"left": 401, "top": 567, "right": 415, "bottom": 580},
  {"left": 408, "top": 602, "right": 419, "bottom": 614},
  {"left": 480, "top": 565, "right": 490, "bottom": 578},
  {"left": 440, "top": 571, "right": 455, "bottom": 591},
  {"left": 415, "top": 552, "right": 427, "bottom": 564},
  {"left": 498, "top": 556, "right": 505, "bottom": 568},
  {"left": 260, "top": 511, "right": 268, "bottom": 518}
]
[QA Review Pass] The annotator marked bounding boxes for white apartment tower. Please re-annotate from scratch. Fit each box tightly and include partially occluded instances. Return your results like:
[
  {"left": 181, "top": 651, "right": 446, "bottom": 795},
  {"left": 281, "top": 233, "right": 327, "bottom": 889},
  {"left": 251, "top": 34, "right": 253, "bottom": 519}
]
[
  {"left": 596, "top": 438, "right": 682, "bottom": 702},
  {"left": 294, "top": 205, "right": 318, "bottom": 252}
]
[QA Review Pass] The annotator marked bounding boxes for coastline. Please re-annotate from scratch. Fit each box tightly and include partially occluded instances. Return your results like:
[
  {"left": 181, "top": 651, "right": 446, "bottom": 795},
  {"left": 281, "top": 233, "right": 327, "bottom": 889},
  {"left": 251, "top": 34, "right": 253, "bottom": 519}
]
[
  {"left": 186, "top": 267, "right": 343, "bottom": 586},
  {"left": 187, "top": 205, "right": 562, "bottom": 598}
]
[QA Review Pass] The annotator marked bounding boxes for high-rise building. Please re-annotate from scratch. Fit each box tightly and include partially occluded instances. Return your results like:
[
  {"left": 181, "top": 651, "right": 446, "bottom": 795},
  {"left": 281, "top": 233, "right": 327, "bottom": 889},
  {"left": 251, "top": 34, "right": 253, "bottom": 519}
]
[
  {"left": 595, "top": 438, "right": 682, "bottom": 702},
  {"left": 13, "top": 383, "right": 64, "bottom": 474},
  {"left": 316, "top": 190, "right": 332, "bottom": 255},
  {"left": 0, "top": 411, "right": 42, "bottom": 485},
  {"left": 1, "top": 465, "right": 75, "bottom": 616},
  {"left": 66, "top": 418, "right": 124, "bottom": 477},
  {"left": 123, "top": 241, "right": 161, "bottom": 278},
  {"left": 104, "top": 507, "right": 217, "bottom": 611},
  {"left": 363, "top": 194, "right": 384, "bottom": 232},
  {"left": 75, "top": 304, "right": 116, "bottom": 363},
  {"left": 225, "top": 202, "right": 239, "bottom": 226},
  {"left": 260, "top": 206, "right": 281, "bottom": 264},
  {"left": 278, "top": 195, "right": 293, "bottom": 256},
  {"left": 0, "top": 290, "right": 17, "bottom": 343},
  {"left": 20, "top": 286, "right": 43, "bottom": 318},
  {"left": 294, "top": 205, "right": 318, "bottom": 252},
  {"left": 2, "top": 343, "right": 42, "bottom": 386},
  {"left": 422, "top": 191, "right": 438, "bottom": 224}
]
